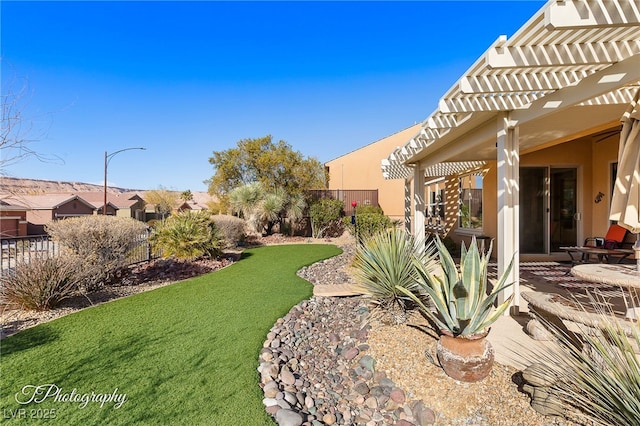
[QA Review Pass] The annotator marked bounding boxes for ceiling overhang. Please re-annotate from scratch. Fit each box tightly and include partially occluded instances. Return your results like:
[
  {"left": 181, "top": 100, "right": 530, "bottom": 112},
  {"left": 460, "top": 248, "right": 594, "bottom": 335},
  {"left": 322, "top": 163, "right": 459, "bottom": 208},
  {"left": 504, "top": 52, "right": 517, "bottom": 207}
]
[{"left": 382, "top": 0, "right": 640, "bottom": 181}]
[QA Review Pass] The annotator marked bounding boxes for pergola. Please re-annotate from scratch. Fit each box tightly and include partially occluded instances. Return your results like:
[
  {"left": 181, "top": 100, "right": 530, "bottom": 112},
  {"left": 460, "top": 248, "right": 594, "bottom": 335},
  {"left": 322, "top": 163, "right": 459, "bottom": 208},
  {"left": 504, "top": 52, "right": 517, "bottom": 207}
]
[{"left": 382, "top": 0, "right": 640, "bottom": 312}]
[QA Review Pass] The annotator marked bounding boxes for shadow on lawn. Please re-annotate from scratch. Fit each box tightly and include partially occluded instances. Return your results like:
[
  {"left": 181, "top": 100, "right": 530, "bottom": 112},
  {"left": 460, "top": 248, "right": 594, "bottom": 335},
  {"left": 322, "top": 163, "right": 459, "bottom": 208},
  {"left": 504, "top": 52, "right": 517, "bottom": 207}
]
[{"left": 1, "top": 325, "right": 59, "bottom": 356}]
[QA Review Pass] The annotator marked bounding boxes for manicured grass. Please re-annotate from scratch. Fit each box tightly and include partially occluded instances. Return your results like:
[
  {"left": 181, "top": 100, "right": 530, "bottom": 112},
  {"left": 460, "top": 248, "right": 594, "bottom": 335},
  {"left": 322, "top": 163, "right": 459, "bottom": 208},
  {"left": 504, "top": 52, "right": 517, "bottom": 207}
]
[{"left": 0, "top": 244, "right": 341, "bottom": 425}]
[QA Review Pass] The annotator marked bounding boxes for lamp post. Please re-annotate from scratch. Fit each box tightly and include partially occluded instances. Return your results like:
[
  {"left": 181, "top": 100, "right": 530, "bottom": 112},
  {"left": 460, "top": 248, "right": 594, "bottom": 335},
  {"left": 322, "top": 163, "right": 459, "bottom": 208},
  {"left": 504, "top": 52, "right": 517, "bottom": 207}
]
[
  {"left": 351, "top": 200, "right": 358, "bottom": 242},
  {"left": 104, "top": 147, "right": 146, "bottom": 215}
]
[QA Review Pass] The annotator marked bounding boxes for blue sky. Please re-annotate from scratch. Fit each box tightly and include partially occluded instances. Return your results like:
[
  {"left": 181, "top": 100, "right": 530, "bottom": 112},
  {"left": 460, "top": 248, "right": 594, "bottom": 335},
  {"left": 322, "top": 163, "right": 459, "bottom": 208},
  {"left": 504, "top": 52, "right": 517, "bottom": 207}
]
[{"left": 2, "top": 1, "right": 545, "bottom": 192}]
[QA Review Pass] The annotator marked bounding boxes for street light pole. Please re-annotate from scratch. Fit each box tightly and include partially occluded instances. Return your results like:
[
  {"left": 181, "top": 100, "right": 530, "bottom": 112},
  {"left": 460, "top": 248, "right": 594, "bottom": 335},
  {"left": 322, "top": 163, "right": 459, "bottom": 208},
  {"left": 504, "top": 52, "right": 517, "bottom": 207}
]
[{"left": 103, "top": 147, "right": 146, "bottom": 215}]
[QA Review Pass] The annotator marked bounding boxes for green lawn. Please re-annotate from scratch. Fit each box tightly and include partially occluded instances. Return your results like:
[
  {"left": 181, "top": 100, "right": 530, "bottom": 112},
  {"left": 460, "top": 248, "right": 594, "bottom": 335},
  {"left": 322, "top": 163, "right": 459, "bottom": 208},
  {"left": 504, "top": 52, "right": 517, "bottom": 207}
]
[{"left": 0, "top": 244, "right": 341, "bottom": 425}]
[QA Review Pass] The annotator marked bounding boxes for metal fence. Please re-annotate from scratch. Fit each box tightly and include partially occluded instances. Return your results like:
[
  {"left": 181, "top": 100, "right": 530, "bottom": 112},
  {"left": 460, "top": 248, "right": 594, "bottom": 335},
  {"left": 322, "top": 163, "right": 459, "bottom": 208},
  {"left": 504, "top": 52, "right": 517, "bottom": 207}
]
[
  {"left": 307, "top": 189, "right": 379, "bottom": 214},
  {"left": 0, "top": 235, "right": 59, "bottom": 274},
  {"left": 0, "top": 231, "right": 155, "bottom": 275}
]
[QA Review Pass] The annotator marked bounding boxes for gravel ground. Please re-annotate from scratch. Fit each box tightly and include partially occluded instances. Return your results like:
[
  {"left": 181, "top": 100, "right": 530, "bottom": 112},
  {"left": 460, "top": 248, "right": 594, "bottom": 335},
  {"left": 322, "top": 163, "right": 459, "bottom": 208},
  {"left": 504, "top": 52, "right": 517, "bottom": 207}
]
[{"left": 299, "top": 237, "right": 579, "bottom": 426}]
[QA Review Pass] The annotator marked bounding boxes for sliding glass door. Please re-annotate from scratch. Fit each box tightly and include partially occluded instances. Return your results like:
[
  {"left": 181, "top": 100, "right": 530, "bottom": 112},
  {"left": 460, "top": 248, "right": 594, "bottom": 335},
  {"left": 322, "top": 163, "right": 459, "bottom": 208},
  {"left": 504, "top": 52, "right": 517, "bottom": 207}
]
[{"left": 520, "top": 167, "right": 578, "bottom": 254}]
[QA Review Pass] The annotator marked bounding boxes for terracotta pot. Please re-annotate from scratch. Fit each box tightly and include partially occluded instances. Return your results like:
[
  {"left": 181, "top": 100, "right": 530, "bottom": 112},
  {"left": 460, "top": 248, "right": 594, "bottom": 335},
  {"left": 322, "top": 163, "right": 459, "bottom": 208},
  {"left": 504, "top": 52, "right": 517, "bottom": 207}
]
[{"left": 436, "top": 331, "right": 494, "bottom": 382}]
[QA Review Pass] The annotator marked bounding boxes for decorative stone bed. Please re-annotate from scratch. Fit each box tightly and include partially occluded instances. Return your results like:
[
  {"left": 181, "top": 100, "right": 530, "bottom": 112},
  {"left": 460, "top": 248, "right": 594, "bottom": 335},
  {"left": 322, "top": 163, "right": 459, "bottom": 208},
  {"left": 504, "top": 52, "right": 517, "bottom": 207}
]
[{"left": 258, "top": 296, "right": 436, "bottom": 426}]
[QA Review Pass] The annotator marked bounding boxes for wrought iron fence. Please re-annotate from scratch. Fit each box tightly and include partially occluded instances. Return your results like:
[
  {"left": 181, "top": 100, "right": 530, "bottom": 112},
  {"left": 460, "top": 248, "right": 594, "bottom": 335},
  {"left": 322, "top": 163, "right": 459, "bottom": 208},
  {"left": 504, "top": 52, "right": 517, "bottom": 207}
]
[
  {"left": 0, "top": 230, "right": 156, "bottom": 275},
  {"left": 0, "top": 235, "right": 59, "bottom": 275}
]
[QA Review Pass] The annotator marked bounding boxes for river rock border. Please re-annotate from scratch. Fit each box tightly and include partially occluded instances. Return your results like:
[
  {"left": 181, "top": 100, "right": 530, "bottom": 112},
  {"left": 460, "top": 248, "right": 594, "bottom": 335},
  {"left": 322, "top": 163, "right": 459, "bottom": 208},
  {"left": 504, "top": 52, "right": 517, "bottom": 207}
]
[{"left": 259, "top": 296, "right": 436, "bottom": 426}]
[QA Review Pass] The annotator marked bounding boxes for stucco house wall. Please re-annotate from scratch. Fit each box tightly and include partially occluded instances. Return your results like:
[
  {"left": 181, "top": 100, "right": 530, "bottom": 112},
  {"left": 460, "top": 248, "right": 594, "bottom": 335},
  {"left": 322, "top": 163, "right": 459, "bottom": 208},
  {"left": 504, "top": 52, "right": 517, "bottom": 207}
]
[
  {"left": 434, "top": 130, "right": 620, "bottom": 261},
  {"left": 325, "top": 124, "right": 421, "bottom": 223}
]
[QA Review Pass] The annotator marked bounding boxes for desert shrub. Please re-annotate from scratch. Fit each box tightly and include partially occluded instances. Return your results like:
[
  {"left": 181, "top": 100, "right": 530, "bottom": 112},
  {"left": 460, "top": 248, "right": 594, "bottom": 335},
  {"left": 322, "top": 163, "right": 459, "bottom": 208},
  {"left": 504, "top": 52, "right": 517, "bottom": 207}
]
[
  {"left": 355, "top": 205, "right": 384, "bottom": 215},
  {"left": 150, "top": 210, "right": 224, "bottom": 260},
  {"left": 0, "top": 255, "right": 83, "bottom": 311},
  {"left": 524, "top": 292, "right": 640, "bottom": 426},
  {"left": 309, "top": 199, "right": 344, "bottom": 238},
  {"left": 211, "top": 214, "right": 246, "bottom": 247},
  {"left": 352, "top": 228, "right": 436, "bottom": 324},
  {"left": 343, "top": 212, "right": 394, "bottom": 245},
  {"left": 46, "top": 215, "right": 149, "bottom": 291}
]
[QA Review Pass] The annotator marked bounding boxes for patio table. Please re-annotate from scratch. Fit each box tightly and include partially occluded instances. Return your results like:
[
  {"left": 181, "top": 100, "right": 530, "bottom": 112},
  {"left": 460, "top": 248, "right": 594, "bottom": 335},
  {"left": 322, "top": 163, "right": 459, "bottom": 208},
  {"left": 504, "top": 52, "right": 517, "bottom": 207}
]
[
  {"left": 571, "top": 264, "right": 640, "bottom": 287},
  {"left": 572, "top": 264, "right": 640, "bottom": 319}
]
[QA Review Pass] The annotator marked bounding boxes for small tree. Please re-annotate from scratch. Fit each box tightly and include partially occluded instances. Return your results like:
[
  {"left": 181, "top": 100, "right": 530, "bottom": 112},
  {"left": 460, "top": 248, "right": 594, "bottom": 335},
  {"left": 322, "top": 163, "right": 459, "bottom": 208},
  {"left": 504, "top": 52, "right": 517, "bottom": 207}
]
[
  {"left": 228, "top": 182, "right": 264, "bottom": 233},
  {"left": 145, "top": 188, "right": 180, "bottom": 219},
  {"left": 228, "top": 183, "right": 306, "bottom": 235},
  {"left": 309, "top": 199, "right": 344, "bottom": 238},
  {"left": 207, "top": 135, "right": 327, "bottom": 207},
  {"left": 284, "top": 192, "right": 307, "bottom": 236},
  {"left": 1, "top": 75, "right": 62, "bottom": 173}
]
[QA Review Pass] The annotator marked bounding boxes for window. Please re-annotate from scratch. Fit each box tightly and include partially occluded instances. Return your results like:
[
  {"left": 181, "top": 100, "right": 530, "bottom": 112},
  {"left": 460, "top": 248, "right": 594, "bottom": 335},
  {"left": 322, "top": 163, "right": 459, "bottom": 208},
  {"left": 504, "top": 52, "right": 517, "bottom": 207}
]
[
  {"left": 425, "top": 178, "right": 445, "bottom": 231},
  {"left": 459, "top": 173, "right": 483, "bottom": 230}
]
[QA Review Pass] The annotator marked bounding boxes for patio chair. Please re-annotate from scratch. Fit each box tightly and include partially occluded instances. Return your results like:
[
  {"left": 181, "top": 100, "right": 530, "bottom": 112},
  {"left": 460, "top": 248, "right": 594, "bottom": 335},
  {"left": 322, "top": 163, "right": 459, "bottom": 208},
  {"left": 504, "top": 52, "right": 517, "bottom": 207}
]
[{"left": 561, "top": 224, "right": 633, "bottom": 267}]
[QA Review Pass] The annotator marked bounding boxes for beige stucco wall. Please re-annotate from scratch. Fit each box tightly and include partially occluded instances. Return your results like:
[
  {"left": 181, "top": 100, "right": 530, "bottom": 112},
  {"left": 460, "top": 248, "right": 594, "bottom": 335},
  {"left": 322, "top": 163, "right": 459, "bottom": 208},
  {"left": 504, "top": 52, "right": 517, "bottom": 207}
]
[
  {"left": 443, "top": 132, "right": 620, "bottom": 257},
  {"left": 591, "top": 134, "right": 620, "bottom": 237},
  {"left": 325, "top": 124, "right": 421, "bottom": 223}
]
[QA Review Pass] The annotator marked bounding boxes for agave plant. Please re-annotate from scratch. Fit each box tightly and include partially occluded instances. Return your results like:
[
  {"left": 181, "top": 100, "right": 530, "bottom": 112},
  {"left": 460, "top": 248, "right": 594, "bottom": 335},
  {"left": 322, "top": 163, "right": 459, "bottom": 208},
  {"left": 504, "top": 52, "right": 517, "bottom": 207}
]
[
  {"left": 352, "top": 228, "right": 438, "bottom": 324},
  {"left": 399, "top": 235, "right": 514, "bottom": 337}
]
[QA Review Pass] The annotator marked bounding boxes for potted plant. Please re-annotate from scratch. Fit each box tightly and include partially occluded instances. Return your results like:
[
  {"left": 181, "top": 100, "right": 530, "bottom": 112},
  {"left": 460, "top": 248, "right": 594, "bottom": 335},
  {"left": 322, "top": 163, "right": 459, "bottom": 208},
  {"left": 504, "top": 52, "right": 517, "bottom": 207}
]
[{"left": 399, "top": 235, "right": 515, "bottom": 382}]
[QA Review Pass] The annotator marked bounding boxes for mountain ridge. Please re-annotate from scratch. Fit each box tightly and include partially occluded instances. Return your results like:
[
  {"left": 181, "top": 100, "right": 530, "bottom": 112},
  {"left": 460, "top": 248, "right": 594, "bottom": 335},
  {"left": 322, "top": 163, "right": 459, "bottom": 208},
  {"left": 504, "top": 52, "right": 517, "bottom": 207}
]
[{"left": 0, "top": 176, "right": 143, "bottom": 195}]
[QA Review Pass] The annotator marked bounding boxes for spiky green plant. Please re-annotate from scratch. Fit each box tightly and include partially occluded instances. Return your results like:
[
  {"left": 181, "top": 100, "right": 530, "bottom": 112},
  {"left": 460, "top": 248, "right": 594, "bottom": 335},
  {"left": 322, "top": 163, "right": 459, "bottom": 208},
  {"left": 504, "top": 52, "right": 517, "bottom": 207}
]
[
  {"left": 352, "top": 228, "right": 437, "bottom": 323},
  {"left": 399, "top": 235, "right": 514, "bottom": 337},
  {"left": 150, "top": 211, "right": 224, "bottom": 260},
  {"left": 527, "top": 292, "right": 640, "bottom": 426}
]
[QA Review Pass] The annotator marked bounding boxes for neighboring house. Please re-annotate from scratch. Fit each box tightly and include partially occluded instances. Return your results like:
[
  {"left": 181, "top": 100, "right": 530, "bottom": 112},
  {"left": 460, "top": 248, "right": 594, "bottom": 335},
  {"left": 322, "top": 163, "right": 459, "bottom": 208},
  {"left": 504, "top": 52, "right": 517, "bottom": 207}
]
[
  {"left": 0, "top": 199, "right": 29, "bottom": 238},
  {"left": 379, "top": 0, "right": 640, "bottom": 313},
  {"left": 325, "top": 124, "right": 421, "bottom": 223},
  {"left": 72, "top": 191, "right": 146, "bottom": 220},
  {"left": 1, "top": 194, "right": 96, "bottom": 235},
  {"left": 116, "top": 193, "right": 146, "bottom": 221}
]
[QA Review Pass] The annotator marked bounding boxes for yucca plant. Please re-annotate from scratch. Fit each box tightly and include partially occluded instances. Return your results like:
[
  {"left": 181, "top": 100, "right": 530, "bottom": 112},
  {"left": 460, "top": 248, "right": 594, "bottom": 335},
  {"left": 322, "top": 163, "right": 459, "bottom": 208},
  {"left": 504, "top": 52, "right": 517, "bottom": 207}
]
[
  {"left": 399, "top": 235, "right": 514, "bottom": 337},
  {"left": 526, "top": 292, "right": 640, "bottom": 425},
  {"left": 352, "top": 228, "right": 437, "bottom": 324}
]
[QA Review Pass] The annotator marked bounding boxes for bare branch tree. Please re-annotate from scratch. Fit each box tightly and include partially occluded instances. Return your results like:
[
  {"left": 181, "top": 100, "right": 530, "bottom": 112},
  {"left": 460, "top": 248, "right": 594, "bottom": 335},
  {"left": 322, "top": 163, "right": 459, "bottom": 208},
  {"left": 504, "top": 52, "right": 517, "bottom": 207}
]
[{"left": 1, "top": 75, "right": 62, "bottom": 174}]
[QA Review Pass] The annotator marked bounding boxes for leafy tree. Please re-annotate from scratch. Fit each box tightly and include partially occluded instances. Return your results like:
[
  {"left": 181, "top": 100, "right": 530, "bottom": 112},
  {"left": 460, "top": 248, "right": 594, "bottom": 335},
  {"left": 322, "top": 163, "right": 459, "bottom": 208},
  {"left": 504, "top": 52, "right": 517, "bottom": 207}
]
[
  {"left": 207, "top": 135, "right": 327, "bottom": 204},
  {"left": 180, "top": 190, "right": 193, "bottom": 202},
  {"left": 145, "top": 188, "right": 180, "bottom": 219}
]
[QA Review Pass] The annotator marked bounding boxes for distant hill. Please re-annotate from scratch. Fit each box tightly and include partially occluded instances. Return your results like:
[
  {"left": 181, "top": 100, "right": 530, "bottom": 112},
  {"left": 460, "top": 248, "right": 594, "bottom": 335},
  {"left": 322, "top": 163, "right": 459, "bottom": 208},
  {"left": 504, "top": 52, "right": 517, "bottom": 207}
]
[
  {"left": 0, "top": 177, "right": 142, "bottom": 195},
  {"left": 0, "top": 177, "right": 218, "bottom": 207}
]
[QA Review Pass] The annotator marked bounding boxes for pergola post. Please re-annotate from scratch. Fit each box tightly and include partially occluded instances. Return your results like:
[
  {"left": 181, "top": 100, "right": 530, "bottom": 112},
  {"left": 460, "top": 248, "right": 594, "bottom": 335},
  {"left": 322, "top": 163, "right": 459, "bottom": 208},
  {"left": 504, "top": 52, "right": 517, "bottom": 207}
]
[
  {"left": 496, "top": 113, "right": 520, "bottom": 314},
  {"left": 413, "top": 165, "right": 426, "bottom": 241},
  {"left": 404, "top": 179, "right": 412, "bottom": 232}
]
